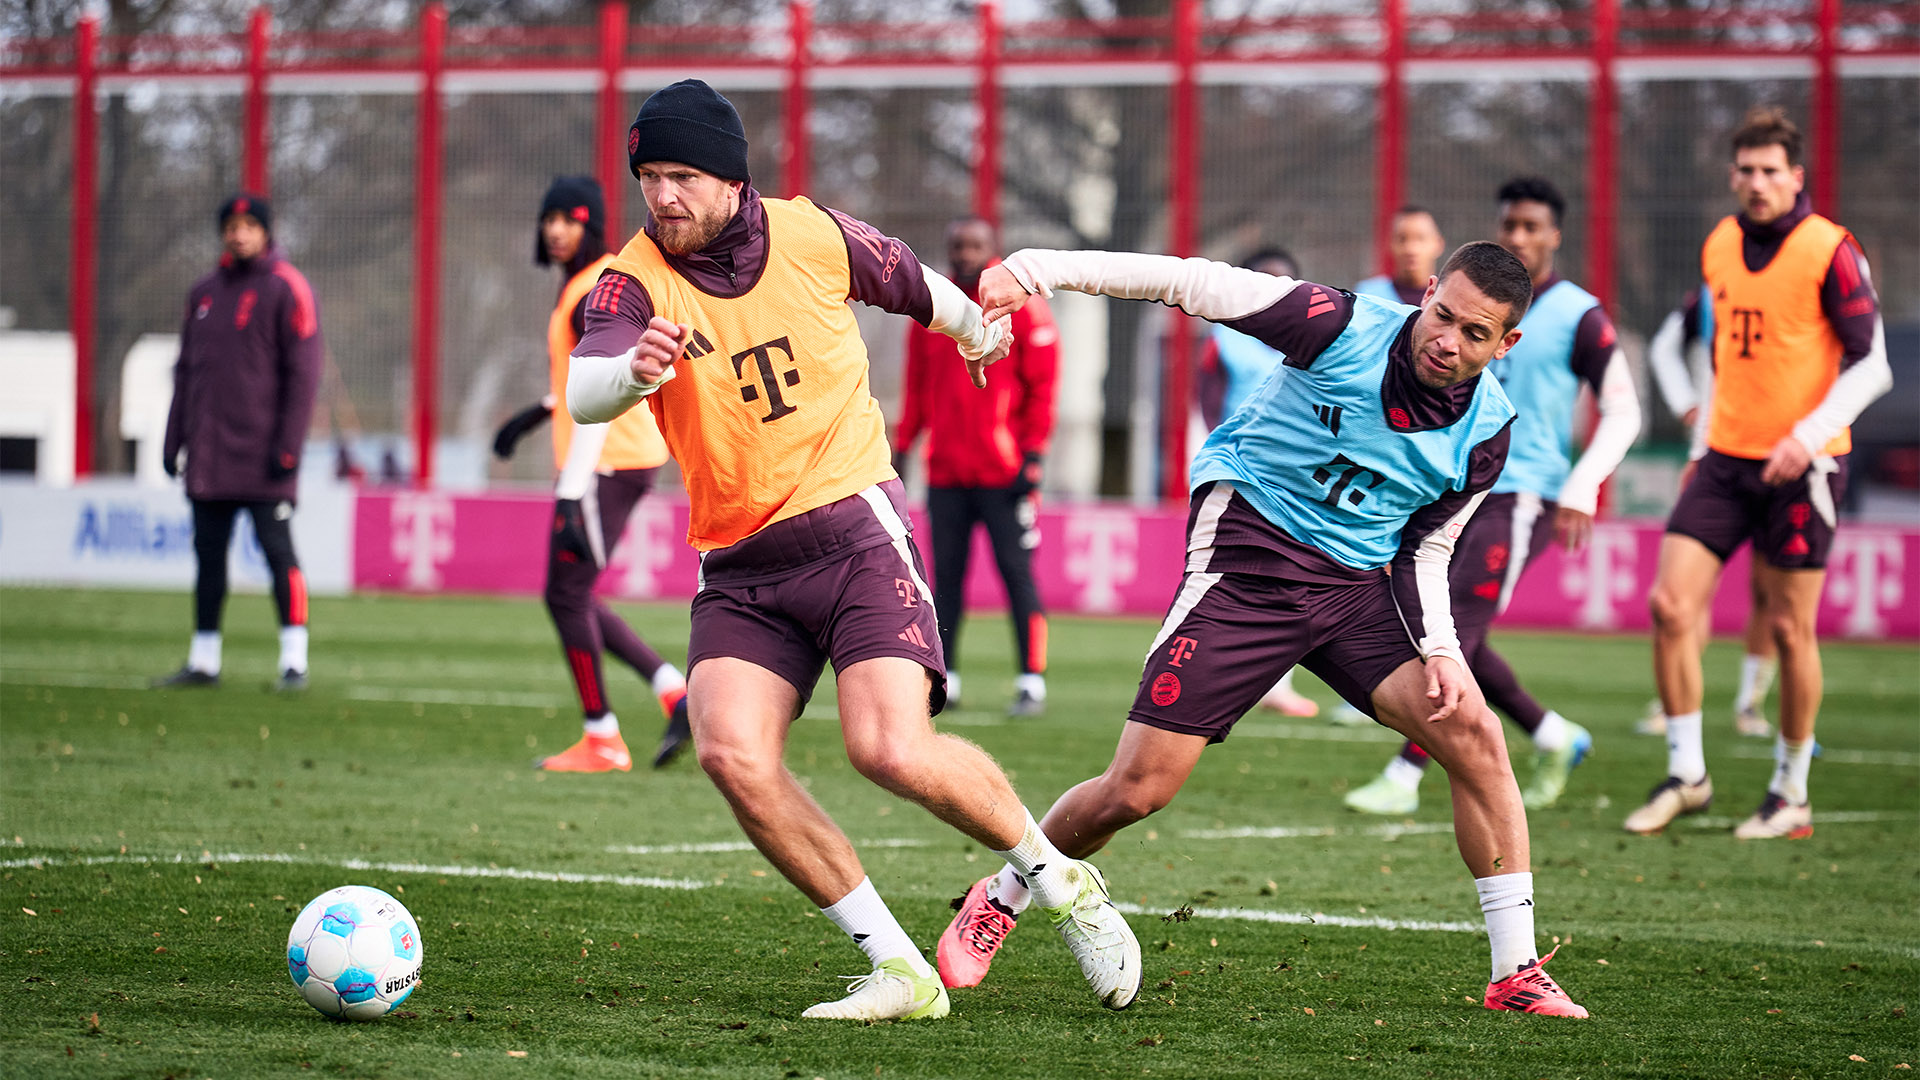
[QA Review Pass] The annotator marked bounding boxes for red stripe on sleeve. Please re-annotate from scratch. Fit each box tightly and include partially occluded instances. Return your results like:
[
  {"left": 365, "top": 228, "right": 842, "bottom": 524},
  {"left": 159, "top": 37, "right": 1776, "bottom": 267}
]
[{"left": 272, "top": 263, "right": 320, "bottom": 340}]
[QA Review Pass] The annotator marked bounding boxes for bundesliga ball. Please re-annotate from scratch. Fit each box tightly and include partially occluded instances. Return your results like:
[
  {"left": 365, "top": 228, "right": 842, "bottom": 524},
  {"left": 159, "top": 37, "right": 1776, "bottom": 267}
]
[{"left": 286, "top": 885, "right": 422, "bottom": 1021}]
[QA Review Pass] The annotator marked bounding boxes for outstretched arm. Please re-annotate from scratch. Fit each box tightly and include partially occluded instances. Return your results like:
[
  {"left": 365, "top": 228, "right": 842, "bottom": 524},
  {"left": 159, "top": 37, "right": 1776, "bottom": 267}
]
[{"left": 1557, "top": 306, "right": 1643, "bottom": 547}]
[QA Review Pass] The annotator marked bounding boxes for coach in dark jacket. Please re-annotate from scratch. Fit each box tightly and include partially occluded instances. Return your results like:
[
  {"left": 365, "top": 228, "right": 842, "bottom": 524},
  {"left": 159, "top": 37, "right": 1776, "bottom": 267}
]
[{"left": 156, "top": 192, "right": 324, "bottom": 691}]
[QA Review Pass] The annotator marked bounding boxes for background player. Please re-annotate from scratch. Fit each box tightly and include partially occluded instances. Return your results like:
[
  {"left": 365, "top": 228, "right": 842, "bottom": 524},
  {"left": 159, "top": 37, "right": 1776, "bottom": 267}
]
[
  {"left": 493, "top": 175, "right": 691, "bottom": 773},
  {"left": 155, "top": 193, "right": 321, "bottom": 691},
  {"left": 1193, "top": 244, "right": 1320, "bottom": 718},
  {"left": 894, "top": 217, "right": 1059, "bottom": 716},
  {"left": 1356, "top": 205, "right": 1447, "bottom": 305},
  {"left": 1626, "top": 107, "right": 1890, "bottom": 839},
  {"left": 564, "top": 80, "right": 1140, "bottom": 1020},
  {"left": 1346, "top": 177, "right": 1642, "bottom": 814},
  {"left": 941, "top": 240, "right": 1588, "bottom": 1018},
  {"left": 1641, "top": 283, "right": 1777, "bottom": 740}
]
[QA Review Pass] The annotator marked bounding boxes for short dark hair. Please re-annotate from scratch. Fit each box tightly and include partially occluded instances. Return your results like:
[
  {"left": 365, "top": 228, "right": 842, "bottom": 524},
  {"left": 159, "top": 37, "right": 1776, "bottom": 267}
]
[
  {"left": 1392, "top": 204, "right": 1436, "bottom": 223},
  {"left": 1438, "top": 240, "right": 1533, "bottom": 330},
  {"left": 1497, "top": 177, "right": 1566, "bottom": 227},
  {"left": 1731, "top": 105, "right": 1802, "bottom": 166},
  {"left": 1242, "top": 245, "right": 1297, "bottom": 277}
]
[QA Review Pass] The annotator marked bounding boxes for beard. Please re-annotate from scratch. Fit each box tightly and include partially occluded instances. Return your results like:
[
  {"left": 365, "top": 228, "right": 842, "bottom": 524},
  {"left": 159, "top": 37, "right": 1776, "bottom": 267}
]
[{"left": 654, "top": 200, "right": 734, "bottom": 256}]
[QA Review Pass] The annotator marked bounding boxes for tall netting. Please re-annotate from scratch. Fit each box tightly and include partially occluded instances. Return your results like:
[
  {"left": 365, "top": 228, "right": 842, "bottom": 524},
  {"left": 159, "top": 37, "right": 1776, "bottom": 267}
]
[
  {"left": 1615, "top": 78, "right": 1813, "bottom": 345},
  {"left": 1840, "top": 75, "right": 1920, "bottom": 324},
  {"left": 1198, "top": 80, "right": 1378, "bottom": 287},
  {"left": 270, "top": 92, "right": 417, "bottom": 467},
  {"left": 0, "top": 92, "right": 73, "bottom": 333},
  {"left": 1405, "top": 78, "right": 1592, "bottom": 285},
  {"left": 439, "top": 88, "right": 597, "bottom": 485},
  {"left": 91, "top": 88, "right": 244, "bottom": 470}
]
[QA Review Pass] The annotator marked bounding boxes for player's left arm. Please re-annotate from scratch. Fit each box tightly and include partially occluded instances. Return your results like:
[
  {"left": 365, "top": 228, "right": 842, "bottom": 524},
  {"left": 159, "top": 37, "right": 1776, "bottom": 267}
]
[
  {"left": 823, "top": 206, "right": 1009, "bottom": 387},
  {"left": 1390, "top": 421, "right": 1511, "bottom": 720},
  {"left": 269, "top": 265, "right": 325, "bottom": 480},
  {"left": 1556, "top": 305, "right": 1643, "bottom": 549},
  {"left": 1766, "top": 237, "right": 1893, "bottom": 484}
]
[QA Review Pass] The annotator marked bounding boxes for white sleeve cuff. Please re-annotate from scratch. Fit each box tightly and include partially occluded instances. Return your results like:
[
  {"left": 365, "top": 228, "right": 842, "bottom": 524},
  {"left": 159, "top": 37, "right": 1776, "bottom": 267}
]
[
  {"left": 923, "top": 264, "right": 1008, "bottom": 364},
  {"left": 1791, "top": 317, "right": 1893, "bottom": 455},
  {"left": 1559, "top": 348, "right": 1642, "bottom": 516},
  {"left": 555, "top": 421, "right": 610, "bottom": 499},
  {"left": 999, "top": 249, "right": 1299, "bottom": 322},
  {"left": 566, "top": 348, "right": 673, "bottom": 424}
]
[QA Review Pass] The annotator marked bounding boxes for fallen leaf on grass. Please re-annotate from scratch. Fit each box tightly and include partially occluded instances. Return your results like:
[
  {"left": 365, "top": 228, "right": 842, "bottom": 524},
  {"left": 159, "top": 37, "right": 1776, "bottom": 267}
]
[
  {"left": 1596, "top": 959, "right": 1609, "bottom": 965},
  {"left": 22, "top": 908, "right": 36, "bottom": 916},
  {"left": 1850, "top": 1055, "right": 1867, "bottom": 1062},
  {"left": 507, "top": 1050, "right": 528, "bottom": 1058},
  {"left": 1135, "top": 1035, "right": 1163, "bottom": 1047},
  {"left": 1303, "top": 1007, "right": 1315, "bottom": 1016},
  {"left": 1162, "top": 904, "right": 1194, "bottom": 924}
]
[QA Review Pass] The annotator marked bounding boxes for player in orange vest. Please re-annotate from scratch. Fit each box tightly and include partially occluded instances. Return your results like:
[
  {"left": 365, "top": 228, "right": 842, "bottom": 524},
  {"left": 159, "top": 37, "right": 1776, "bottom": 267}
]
[
  {"left": 565, "top": 80, "right": 1140, "bottom": 1021},
  {"left": 1626, "top": 108, "right": 1891, "bottom": 839},
  {"left": 492, "top": 176, "right": 690, "bottom": 774}
]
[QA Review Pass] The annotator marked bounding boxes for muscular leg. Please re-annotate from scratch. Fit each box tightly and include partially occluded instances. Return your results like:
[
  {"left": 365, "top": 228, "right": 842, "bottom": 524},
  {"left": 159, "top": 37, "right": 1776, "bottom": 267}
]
[
  {"left": 1369, "top": 659, "right": 1524, "bottom": 878},
  {"left": 1649, "top": 534, "right": 1727, "bottom": 717},
  {"left": 689, "top": 657, "right": 860, "bottom": 906},
  {"left": 1471, "top": 637, "right": 1548, "bottom": 733},
  {"left": 1038, "top": 722, "right": 1210, "bottom": 858},
  {"left": 1756, "top": 563, "right": 1825, "bottom": 744}
]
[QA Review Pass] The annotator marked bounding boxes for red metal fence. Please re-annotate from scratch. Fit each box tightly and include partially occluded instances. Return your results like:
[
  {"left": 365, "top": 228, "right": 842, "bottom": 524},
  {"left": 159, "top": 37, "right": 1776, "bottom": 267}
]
[{"left": 3, "top": 1, "right": 1914, "bottom": 496}]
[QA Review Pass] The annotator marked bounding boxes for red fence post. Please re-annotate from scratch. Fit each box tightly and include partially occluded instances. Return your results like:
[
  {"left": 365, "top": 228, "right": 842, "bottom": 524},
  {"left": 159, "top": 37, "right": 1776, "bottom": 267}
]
[
  {"left": 244, "top": 7, "right": 270, "bottom": 194},
  {"left": 1374, "top": 0, "right": 1405, "bottom": 278},
  {"left": 71, "top": 15, "right": 98, "bottom": 479},
  {"left": 973, "top": 0, "right": 1001, "bottom": 229},
  {"left": 1163, "top": 0, "right": 1200, "bottom": 503},
  {"left": 783, "top": 1, "right": 812, "bottom": 198},
  {"left": 1813, "top": 0, "right": 1839, "bottom": 216},
  {"left": 411, "top": 4, "right": 445, "bottom": 487},
  {"left": 1589, "top": 0, "right": 1616, "bottom": 312},
  {"left": 596, "top": 0, "right": 627, "bottom": 240}
]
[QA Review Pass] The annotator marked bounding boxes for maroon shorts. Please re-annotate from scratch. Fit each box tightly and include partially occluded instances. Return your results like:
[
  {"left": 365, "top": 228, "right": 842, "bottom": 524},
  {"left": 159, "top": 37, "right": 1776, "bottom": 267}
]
[
  {"left": 1449, "top": 491, "right": 1556, "bottom": 643},
  {"left": 687, "top": 489, "right": 947, "bottom": 716},
  {"left": 1667, "top": 450, "right": 1850, "bottom": 570},
  {"left": 1127, "top": 566, "right": 1418, "bottom": 743}
]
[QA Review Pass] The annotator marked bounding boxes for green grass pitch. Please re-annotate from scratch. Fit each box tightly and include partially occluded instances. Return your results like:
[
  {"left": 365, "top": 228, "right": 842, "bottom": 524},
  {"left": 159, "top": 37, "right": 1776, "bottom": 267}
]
[{"left": 3, "top": 586, "right": 1915, "bottom": 1078}]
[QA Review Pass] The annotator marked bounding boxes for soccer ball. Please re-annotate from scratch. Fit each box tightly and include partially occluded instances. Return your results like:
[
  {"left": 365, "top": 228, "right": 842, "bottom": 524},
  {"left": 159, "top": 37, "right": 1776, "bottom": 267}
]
[{"left": 286, "top": 885, "right": 422, "bottom": 1020}]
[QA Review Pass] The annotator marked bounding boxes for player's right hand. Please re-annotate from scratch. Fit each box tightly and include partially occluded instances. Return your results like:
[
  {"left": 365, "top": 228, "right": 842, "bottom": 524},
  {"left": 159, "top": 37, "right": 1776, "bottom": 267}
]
[
  {"left": 631, "top": 316, "right": 689, "bottom": 386},
  {"left": 977, "top": 264, "right": 1032, "bottom": 324},
  {"left": 1423, "top": 654, "right": 1469, "bottom": 723}
]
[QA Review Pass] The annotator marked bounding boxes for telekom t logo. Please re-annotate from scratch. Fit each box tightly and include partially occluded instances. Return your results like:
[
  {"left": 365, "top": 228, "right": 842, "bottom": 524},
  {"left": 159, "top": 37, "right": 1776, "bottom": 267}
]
[
  {"left": 390, "top": 493, "right": 454, "bottom": 591},
  {"left": 1063, "top": 509, "right": 1139, "bottom": 614},
  {"left": 1558, "top": 523, "right": 1639, "bottom": 630},
  {"left": 608, "top": 496, "right": 678, "bottom": 599},
  {"left": 1825, "top": 531, "right": 1906, "bottom": 638}
]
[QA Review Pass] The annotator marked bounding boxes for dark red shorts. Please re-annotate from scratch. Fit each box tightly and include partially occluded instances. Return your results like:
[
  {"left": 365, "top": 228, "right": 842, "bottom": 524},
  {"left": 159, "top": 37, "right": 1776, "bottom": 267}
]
[
  {"left": 1126, "top": 562, "right": 1418, "bottom": 743},
  {"left": 1449, "top": 491, "right": 1556, "bottom": 643},
  {"left": 1667, "top": 450, "right": 1849, "bottom": 570},
  {"left": 687, "top": 498, "right": 947, "bottom": 716}
]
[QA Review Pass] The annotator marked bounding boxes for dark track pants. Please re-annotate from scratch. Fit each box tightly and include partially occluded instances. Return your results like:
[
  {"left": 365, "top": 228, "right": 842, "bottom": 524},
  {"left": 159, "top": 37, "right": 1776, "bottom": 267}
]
[
  {"left": 192, "top": 498, "right": 306, "bottom": 632},
  {"left": 927, "top": 485, "right": 1047, "bottom": 676},
  {"left": 544, "top": 468, "right": 668, "bottom": 719}
]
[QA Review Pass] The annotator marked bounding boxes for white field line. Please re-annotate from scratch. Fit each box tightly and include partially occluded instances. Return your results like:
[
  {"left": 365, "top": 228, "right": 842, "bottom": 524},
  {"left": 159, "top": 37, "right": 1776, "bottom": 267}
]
[
  {"left": 343, "top": 686, "right": 559, "bottom": 709},
  {"left": 1234, "top": 723, "right": 1401, "bottom": 744},
  {"left": 604, "top": 838, "right": 931, "bottom": 856},
  {"left": 1728, "top": 744, "right": 1920, "bottom": 768},
  {"left": 0, "top": 671, "right": 152, "bottom": 690},
  {"left": 1116, "top": 901, "right": 1480, "bottom": 933},
  {"left": 0, "top": 851, "right": 706, "bottom": 891},
  {"left": 1183, "top": 810, "right": 1910, "bottom": 842}
]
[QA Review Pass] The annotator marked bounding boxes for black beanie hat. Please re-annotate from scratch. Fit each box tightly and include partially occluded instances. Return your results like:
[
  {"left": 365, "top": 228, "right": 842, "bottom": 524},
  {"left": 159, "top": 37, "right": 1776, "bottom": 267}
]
[
  {"left": 627, "top": 79, "right": 750, "bottom": 183},
  {"left": 217, "top": 192, "right": 271, "bottom": 235},
  {"left": 534, "top": 174, "right": 607, "bottom": 265}
]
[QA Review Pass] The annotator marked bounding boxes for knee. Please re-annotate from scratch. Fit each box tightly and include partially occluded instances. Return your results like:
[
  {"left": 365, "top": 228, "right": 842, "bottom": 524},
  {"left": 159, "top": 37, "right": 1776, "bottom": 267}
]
[
  {"left": 844, "top": 735, "right": 926, "bottom": 796},
  {"left": 1431, "top": 709, "right": 1510, "bottom": 777},
  {"left": 1648, "top": 584, "right": 1696, "bottom": 634},
  {"left": 1098, "top": 765, "right": 1179, "bottom": 825},
  {"left": 1768, "top": 608, "right": 1816, "bottom": 651},
  {"left": 694, "top": 738, "right": 778, "bottom": 800}
]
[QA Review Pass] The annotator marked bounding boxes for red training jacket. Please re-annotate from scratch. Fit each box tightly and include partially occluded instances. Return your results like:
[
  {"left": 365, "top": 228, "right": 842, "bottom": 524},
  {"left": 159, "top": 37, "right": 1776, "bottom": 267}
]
[{"left": 895, "top": 268, "right": 1059, "bottom": 489}]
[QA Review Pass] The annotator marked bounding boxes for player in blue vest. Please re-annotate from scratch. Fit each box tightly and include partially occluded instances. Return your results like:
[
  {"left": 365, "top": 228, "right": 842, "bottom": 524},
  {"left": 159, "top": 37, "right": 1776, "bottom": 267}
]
[
  {"left": 1641, "top": 283, "right": 1779, "bottom": 741},
  {"left": 1355, "top": 205, "right": 1447, "bottom": 306},
  {"left": 935, "top": 240, "right": 1590, "bottom": 1018},
  {"left": 1347, "top": 177, "right": 1642, "bottom": 815},
  {"left": 1193, "top": 245, "right": 1322, "bottom": 718}
]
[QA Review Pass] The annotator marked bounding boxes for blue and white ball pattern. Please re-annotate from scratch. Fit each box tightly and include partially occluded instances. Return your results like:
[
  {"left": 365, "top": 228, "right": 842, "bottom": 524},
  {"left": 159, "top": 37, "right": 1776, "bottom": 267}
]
[{"left": 286, "top": 885, "right": 422, "bottom": 1020}]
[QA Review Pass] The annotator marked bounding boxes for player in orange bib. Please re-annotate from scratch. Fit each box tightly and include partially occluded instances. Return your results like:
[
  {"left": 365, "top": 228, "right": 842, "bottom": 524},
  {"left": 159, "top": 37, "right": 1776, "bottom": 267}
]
[
  {"left": 565, "top": 80, "right": 1141, "bottom": 1021},
  {"left": 1626, "top": 108, "right": 1891, "bottom": 840},
  {"left": 491, "top": 176, "right": 690, "bottom": 774}
]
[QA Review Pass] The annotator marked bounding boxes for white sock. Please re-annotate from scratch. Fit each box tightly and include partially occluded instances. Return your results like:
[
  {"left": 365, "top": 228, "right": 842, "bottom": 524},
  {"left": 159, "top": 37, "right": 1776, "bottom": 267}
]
[
  {"left": 1734, "top": 654, "right": 1777, "bottom": 713},
  {"left": 820, "top": 877, "right": 933, "bottom": 978},
  {"left": 583, "top": 712, "right": 620, "bottom": 737},
  {"left": 1276, "top": 668, "right": 1298, "bottom": 694},
  {"left": 992, "top": 809, "right": 1079, "bottom": 910},
  {"left": 651, "top": 664, "right": 686, "bottom": 698},
  {"left": 1384, "top": 755, "right": 1427, "bottom": 790},
  {"left": 1769, "top": 736, "right": 1814, "bottom": 804},
  {"left": 1531, "top": 710, "right": 1572, "bottom": 754},
  {"left": 1475, "top": 871, "right": 1537, "bottom": 981},
  {"left": 189, "top": 632, "right": 222, "bottom": 675},
  {"left": 945, "top": 671, "right": 963, "bottom": 703},
  {"left": 988, "top": 863, "right": 1032, "bottom": 915},
  {"left": 1665, "top": 710, "right": 1707, "bottom": 784},
  {"left": 1014, "top": 673, "right": 1046, "bottom": 701},
  {"left": 278, "top": 625, "right": 308, "bottom": 675}
]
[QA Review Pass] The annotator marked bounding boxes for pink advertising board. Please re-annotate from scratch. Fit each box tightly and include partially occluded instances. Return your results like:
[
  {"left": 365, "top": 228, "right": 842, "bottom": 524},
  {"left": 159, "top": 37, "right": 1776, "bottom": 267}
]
[{"left": 354, "top": 491, "right": 1918, "bottom": 641}]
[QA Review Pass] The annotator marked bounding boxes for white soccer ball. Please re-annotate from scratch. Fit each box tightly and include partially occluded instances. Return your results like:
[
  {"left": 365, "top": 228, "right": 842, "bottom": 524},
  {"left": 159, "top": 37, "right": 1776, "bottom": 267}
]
[{"left": 286, "top": 885, "right": 422, "bottom": 1021}]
